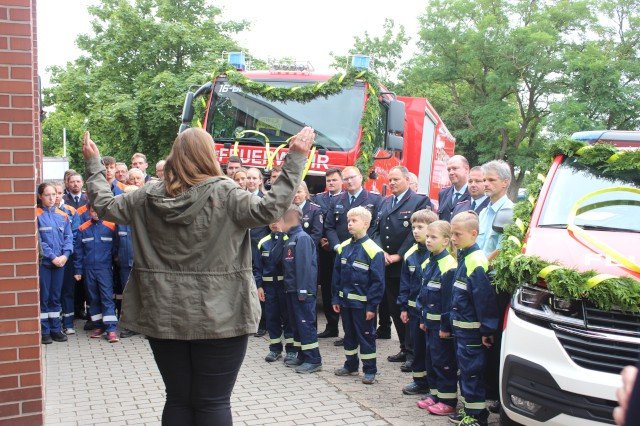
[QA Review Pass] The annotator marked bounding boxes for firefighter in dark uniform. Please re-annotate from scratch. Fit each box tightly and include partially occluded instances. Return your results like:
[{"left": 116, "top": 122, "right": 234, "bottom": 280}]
[
  {"left": 248, "top": 177, "right": 269, "bottom": 337},
  {"left": 312, "top": 168, "right": 344, "bottom": 339},
  {"left": 324, "top": 166, "right": 382, "bottom": 343},
  {"left": 371, "top": 166, "right": 432, "bottom": 368},
  {"left": 293, "top": 182, "right": 323, "bottom": 246}
]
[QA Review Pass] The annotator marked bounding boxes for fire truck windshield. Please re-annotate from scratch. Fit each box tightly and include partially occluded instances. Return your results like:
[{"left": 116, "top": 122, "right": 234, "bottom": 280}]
[{"left": 207, "top": 79, "right": 366, "bottom": 151}]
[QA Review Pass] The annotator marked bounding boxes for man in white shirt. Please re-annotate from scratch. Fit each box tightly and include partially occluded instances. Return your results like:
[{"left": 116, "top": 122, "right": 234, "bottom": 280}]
[{"left": 477, "top": 160, "right": 513, "bottom": 259}]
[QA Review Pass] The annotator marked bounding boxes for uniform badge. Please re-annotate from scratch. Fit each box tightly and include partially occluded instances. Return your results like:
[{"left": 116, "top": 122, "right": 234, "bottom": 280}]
[
  {"left": 304, "top": 222, "right": 309, "bottom": 228},
  {"left": 319, "top": 216, "right": 323, "bottom": 224},
  {"left": 403, "top": 221, "right": 409, "bottom": 227}
]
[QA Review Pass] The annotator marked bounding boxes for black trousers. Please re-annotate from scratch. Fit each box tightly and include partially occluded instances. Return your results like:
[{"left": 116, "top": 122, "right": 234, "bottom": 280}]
[
  {"left": 149, "top": 334, "right": 249, "bottom": 426},
  {"left": 485, "top": 290, "right": 511, "bottom": 400},
  {"left": 318, "top": 249, "right": 339, "bottom": 331},
  {"left": 385, "top": 274, "right": 411, "bottom": 354}
]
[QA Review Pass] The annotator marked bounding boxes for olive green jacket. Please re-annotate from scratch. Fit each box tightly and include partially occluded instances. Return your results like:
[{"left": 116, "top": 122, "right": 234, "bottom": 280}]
[{"left": 84, "top": 151, "right": 306, "bottom": 339}]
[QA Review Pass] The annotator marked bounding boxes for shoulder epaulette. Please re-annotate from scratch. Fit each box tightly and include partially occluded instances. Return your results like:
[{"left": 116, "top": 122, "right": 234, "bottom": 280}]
[
  {"left": 78, "top": 220, "right": 92, "bottom": 232},
  {"left": 362, "top": 239, "right": 383, "bottom": 259},
  {"left": 465, "top": 250, "right": 488, "bottom": 274},
  {"left": 102, "top": 221, "right": 116, "bottom": 231},
  {"left": 54, "top": 208, "right": 69, "bottom": 220},
  {"left": 36, "top": 207, "right": 43, "bottom": 216},
  {"left": 310, "top": 202, "right": 321, "bottom": 208},
  {"left": 62, "top": 204, "right": 77, "bottom": 215},
  {"left": 257, "top": 234, "right": 272, "bottom": 250},
  {"left": 404, "top": 243, "right": 419, "bottom": 261},
  {"left": 77, "top": 205, "right": 88, "bottom": 215},
  {"left": 438, "top": 254, "right": 458, "bottom": 274},
  {"left": 336, "top": 238, "right": 351, "bottom": 255}
]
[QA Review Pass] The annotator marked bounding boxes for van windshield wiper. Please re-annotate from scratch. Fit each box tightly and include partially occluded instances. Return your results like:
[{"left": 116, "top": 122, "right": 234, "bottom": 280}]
[
  {"left": 577, "top": 224, "right": 640, "bottom": 233},
  {"left": 538, "top": 223, "right": 568, "bottom": 229}
]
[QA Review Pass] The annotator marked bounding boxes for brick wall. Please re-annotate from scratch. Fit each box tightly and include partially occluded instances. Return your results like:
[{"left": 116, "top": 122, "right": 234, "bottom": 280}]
[{"left": 0, "top": 0, "right": 45, "bottom": 425}]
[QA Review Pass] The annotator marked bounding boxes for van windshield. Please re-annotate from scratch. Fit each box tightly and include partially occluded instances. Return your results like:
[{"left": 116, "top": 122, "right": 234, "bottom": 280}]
[
  {"left": 539, "top": 157, "right": 640, "bottom": 232},
  {"left": 207, "top": 79, "right": 365, "bottom": 151}
]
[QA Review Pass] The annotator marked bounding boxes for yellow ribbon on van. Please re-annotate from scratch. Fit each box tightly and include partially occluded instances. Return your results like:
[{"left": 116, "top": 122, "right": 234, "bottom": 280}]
[
  {"left": 566, "top": 187, "right": 640, "bottom": 276},
  {"left": 235, "top": 130, "right": 271, "bottom": 165},
  {"left": 302, "top": 146, "right": 317, "bottom": 179}
]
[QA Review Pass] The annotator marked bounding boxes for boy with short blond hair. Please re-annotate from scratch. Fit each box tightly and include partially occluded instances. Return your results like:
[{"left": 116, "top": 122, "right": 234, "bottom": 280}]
[
  {"left": 447, "top": 211, "right": 499, "bottom": 425},
  {"left": 331, "top": 206, "right": 385, "bottom": 384}
]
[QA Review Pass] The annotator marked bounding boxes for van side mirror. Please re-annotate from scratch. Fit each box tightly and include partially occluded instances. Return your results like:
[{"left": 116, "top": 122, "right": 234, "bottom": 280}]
[
  {"left": 492, "top": 207, "right": 513, "bottom": 234},
  {"left": 181, "top": 91, "right": 195, "bottom": 125},
  {"left": 386, "top": 100, "right": 405, "bottom": 151}
]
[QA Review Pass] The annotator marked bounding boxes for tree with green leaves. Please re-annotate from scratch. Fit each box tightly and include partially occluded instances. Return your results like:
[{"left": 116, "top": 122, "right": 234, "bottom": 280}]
[
  {"left": 331, "top": 18, "right": 409, "bottom": 88},
  {"left": 43, "top": 0, "right": 249, "bottom": 174}
]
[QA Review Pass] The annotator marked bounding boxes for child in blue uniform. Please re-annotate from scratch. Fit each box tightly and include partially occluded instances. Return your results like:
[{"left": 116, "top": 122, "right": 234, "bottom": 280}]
[
  {"left": 254, "top": 218, "right": 295, "bottom": 363},
  {"left": 37, "top": 182, "right": 74, "bottom": 344},
  {"left": 399, "top": 209, "right": 438, "bottom": 394},
  {"left": 448, "top": 211, "right": 499, "bottom": 426},
  {"left": 74, "top": 205, "right": 120, "bottom": 343},
  {"left": 331, "top": 206, "right": 385, "bottom": 384},
  {"left": 277, "top": 205, "right": 322, "bottom": 374},
  {"left": 417, "top": 220, "right": 458, "bottom": 416}
]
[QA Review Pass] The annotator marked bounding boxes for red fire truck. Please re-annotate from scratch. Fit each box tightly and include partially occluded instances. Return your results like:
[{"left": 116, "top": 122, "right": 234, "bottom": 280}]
[{"left": 178, "top": 54, "right": 455, "bottom": 202}]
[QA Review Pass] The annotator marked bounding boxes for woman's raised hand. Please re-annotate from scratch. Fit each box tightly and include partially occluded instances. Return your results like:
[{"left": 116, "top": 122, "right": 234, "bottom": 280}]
[
  {"left": 289, "top": 126, "right": 315, "bottom": 156},
  {"left": 82, "top": 131, "right": 101, "bottom": 160}
]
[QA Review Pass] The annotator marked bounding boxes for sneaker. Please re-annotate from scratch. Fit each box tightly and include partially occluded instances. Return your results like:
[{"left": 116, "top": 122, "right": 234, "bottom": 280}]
[
  {"left": 64, "top": 328, "right": 76, "bottom": 335},
  {"left": 284, "top": 356, "right": 303, "bottom": 368},
  {"left": 488, "top": 399, "right": 500, "bottom": 413},
  {"left": 107, "top": 332, "right": 119, "bottom": 343},
  {"left": 91, "top": 329, "right": 105, "bottom": 339},
  {"left": 448, "top": 408, "right": 466, "bottom": 423},
  {"left": 119, "top": 329, "right": 138, "bottom": 338},
  {"left": 284, "top": 352, "right": 298, "bottom": 364},
  {"left": 83, "top": 320, "right": 94, "bottom": 331},
  {"left": 417, "top": 395, "right": 437, "bottom": 409},
  {"left": 333, "top": 338, "right": 344, "bottom": 346},
  {"left": 265, "top": 351, "right": 282, "bottom": 362},
  {"left": 402, "top": 382, "right": 428, "bottom": 395},
  {"left": 295, "top": 362, "right": 322, "bottom": 374},
  {"left": 362, "top": 373, "right": 376, "bottom": 384},
  {"left": 334, "top": 367, "right": 359, "bottom": 376},
  {"left": 41, "top": 334, "right": 53, "bottom": 345},
  {"left": 400, "top": 359, "right": 413, "bottom": 372},
  {"left": 51, "top": 332, "right": 68, "bottom": 342},
  {"left": 427, "top": 402, "right": 456, "bottom": 416},
  {"left": 457, "top": 415, "right": 488, "bottom": 426}
]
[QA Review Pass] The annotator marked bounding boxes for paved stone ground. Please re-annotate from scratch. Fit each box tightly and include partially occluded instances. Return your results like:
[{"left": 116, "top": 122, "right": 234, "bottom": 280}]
[{"left": 44, "top": 313, "right": 499, "bottom": 425}]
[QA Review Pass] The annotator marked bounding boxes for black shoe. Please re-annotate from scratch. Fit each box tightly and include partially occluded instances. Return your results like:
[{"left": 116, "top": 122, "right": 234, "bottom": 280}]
[
  {"left": 120, "top": 329, "right": 139, "bottom": 338},
  {"left": 333, "top": 338, "right": 344, "bottom": 346},
  {"left": 376, "top": 327, "right": 391, "bottom": 339},
  {"left": 318, "top": 329, "right": 339, "bottom": 338},
  {"left": 41, "top": 334, "right": 53, "bottom": 345},
  {"left": 254, "top": 328, "right": 267, "bottom": 337},
  {"left": 51, "top": 332, "right": 67, "bottom": 342},
  {"left": 387, "top": 352, "right": 407, "bottom": 362},
  {"left": 83, "top": 320, "right": 94, "bottom": 331},
  {"left": 448, "top": 409, "right": 465, "bottom": 423},
  {"left": 402, "top": 382, "right": 429, "bottom": 395},
  {"left": 400, "top": 359, "right": 413, "bottom": 372},
  {"left": 75, "top": 310, "right": 87, "bottom": 320},
  {"left": 488, "top": 400, "right": 500, "bottom": 413}
]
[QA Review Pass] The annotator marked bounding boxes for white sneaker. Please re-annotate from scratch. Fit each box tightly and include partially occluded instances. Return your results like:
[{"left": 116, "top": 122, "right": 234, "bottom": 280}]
[{"left": 64, "top": 328, "right": 76, "bottom": 335}]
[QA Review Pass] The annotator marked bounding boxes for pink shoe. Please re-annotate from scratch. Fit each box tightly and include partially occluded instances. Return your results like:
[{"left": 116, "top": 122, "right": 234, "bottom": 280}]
[
  {"left": 416, "top": 396, "right": 437, "bottom": 409},
  {"left": 91, "top": 329, "right": 105, "bottom": 338},
  {"left": 426, "top": 402, "right": 456, "bottom": 415}
]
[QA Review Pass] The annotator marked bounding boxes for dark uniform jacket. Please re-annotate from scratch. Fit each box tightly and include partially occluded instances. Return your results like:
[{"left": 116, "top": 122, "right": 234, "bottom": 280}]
[
  {"left": 325, "top": 189, "right": 382, "bottom": 250},
  {"left": 312, "top": 191, "right": 342, "bottom": 219},
  {"left": 437, "top": 185, "right": 470, "bottom": 222},
  {"left": 331, "top": 235, "right": 385, "bottom": 313},
  {"left": 300, "top": 201, "right": 323, "bottom": 246},
  {"left": 252, "top": 232, "right": 285, "bottom": 288},
  {"left": 452, "top": 196, "right": 490, "bottom": 218},
  {"left": 417, "top": 250, "right": 457, "bottom": 332},
  {"left": 371, "top": 189, "right": 432, "bottom": 277},
  {"left": 115, "top": 224, "right": 134, "bottom": 269},
  {"left": 249, "top": 190, "right": 270, "bottom": 260},
  {"left": 397, "top": 243, "right": 430, "bottom": 312},
  {"left": 63, "top": 192, "right": 89, "bottom": 210},
  {"left": 74, "top": 219, "right": 116, "bottom": 274},
  {"left": 277, "top": 224, "right": 317, "bottom": 299},
  {"left": 450, "top": 244, "right": 499, "bottom": 339}
]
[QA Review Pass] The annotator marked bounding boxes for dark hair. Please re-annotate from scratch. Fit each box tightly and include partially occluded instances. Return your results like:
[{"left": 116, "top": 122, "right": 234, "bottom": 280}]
[
  {"left": 37, "top": 182, "right": 56, "bottom": 207},
  {"left": 103, "top": 156, "right": 116, "bottom": 167},
  {"left": 326, "top": 167, "right": 342, "bottom": 178},
  {"left": 68, "top": 172, "right": 82, "bottom": 180},
  {"left": 228, "top": 155, "right": 243, "bottom": 165}
]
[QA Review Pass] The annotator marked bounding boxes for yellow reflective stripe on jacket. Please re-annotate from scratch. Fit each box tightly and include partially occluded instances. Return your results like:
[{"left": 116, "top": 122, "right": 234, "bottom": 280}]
[
  {"left": 408, "top": 300, "right": 416, "bottom": 308},
  {"left": 346, "top": 293, "right": 367, "bottom": 302},
  {"left": 421, "top": 258, "right": 431, "bottom": 270},
  {"left": 465, "top": 250, "right": 489, "bottom": 274},
  {"left": 453, "top": 320, "right": 481, "bottom": 329},
  {"left": 257, "top": 234, "right": 272, "bottom": 250},
  {"left": 337, "top": 239, "right": 351, "bottom": 255},
  {"left": 293, "top": 340, "right": 301, "bottom": 347},
  {"left": 339, "top": 291, "right": 344, "bottom": 298},
  {"left": 426, "top": 313, "right": 441, "bottom": 321},
  {"left": 263, "top": 276, "right": 274, "bottom": 282},
  {"left": 301, "top": 342, "right": 319, "bottom": 350},
  {"left": 344, "top": 348, "right": 358, "bottom": 356},
  {"left": 362, "top": 239, "right": 383, "bottom": 259},
  {"left": 285, "top": 338, "right": 294, "bottom": 344},
  {"left": 438, "top": 254, "right": 457, "bottom": 274},
  {"left": 360, "top": 352, "right": 376, "bottom": 360},
  {"left": 404, "top": 243, "right": 419, "bottom": 262}
]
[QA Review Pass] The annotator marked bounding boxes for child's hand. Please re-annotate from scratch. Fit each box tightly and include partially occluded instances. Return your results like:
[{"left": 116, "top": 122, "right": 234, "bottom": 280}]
[
  {"left": 332, "top": 304, "right": 341, "bottom": 314},
  {"left": 400, "top": 311, "right": 408, "bottom": 324},
  {"left": 365, "top": 311, "right": 375, "bottom": 321},
  {"left": 74, "top": 275, "right": 82, "bottom": 281},
  {"left": 482, "top": 335, "right": 494, "bottom": 348},
  {"left": 257, "top": 287, "right": 265, "bottom": 302},
  {"left": 419, "top": 324, "right": 426, "bottom": 331},
  {"left": 439, "top": 330, "right": 451, "bottom": 339}
]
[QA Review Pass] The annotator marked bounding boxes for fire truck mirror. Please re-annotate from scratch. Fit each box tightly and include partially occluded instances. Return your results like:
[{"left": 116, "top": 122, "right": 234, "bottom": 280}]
[
  {"left": 387, "top": 100, "right": 406, "bottom": 135},
  {"left": 386, "top": 133, "right": 404, "bottom": 152},
  {"left": 181, "top": 92, "right": 195, "bottom": 125}
]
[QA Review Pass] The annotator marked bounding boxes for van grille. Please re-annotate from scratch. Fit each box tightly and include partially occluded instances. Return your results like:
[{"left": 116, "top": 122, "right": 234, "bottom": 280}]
[{"left": 585, "top": 306, "right": 640, "bottom": 335}]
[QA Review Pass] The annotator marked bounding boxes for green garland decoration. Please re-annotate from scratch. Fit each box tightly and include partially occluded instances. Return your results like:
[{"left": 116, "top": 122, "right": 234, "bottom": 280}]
[
  {"left": 200, "top": 63, "right": 382, "bottom": 178},
  {"left": 491, "top": 138, "right": 640, "bottom": 312}
]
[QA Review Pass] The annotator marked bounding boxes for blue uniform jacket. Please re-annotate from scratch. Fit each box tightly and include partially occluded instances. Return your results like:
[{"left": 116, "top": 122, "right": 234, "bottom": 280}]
[
  {"left": 59, "top": 203, "right": 81, "bottom": 243},
  {"left": 252, "top": 232, "right": 285, "bottom": 289},
  {"left": 324, "top": 189, "right": 382, "bottom": 250},
  {"left": 450, "top": 244, "right": 498, "bottom": 338},
  {"left": 300, "top": 201, "right": 323, "bottom": 246},
  {"left": 37, "top": 206, "right": 74, "bottom": 266},
  {"left": 75, "top": 204, "right": 91, "bottom": 223},
  {"left": 417, "top": 250, "right": 457, "bottom": 333},
  {"left": 397, "top": 243, "right": 430, "bottom": 312},
  {"left": 74, "top": 219, "right": 116, "bottom": 274},
  {"left": 115, "top": 224, "right": 134, "bottom": 269},
  {"left": 331, "top": 235, "right": 385, "bottom": 313},
  {"left": 312, "top": 191, "right": 342, "bottom": 219},
  {"left": 437, "top": 185, "right": 470, "bottom": 222},
  {"left": 276, "top": 225, "right": 317, "bottom": 299},
  {"left": 112, "top": 180, "right": 126, "bottom": 196}
]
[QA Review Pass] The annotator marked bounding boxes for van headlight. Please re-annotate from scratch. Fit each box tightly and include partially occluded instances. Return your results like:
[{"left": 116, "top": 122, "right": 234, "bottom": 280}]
[{"left": 513, "top": 285, "right": 584, "bottom": 327}]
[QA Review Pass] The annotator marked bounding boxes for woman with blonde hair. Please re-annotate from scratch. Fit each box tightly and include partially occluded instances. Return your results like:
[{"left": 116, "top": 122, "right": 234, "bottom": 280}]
[
  {"left": 82, "top": 126, "right": 315, "bottom": 426},
  {"left": 232, "top": 167, "right": 249, "bottom": 190}
]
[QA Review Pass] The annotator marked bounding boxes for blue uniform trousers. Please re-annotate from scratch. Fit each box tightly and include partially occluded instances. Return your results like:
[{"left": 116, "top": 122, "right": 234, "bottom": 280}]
[
  {"left": 85, "top": 269, "right": 118, "bottom": 333},
  {"left": 61, "top": 257, "right": 76, "bottom": 329},
  {"left": 428, "top": 329, "right": 458, "bottom": 407},
  {"left": 286, "top": 294, "right": 321, "bottom": 364},
  {"left": 39, "top": 264, "right": 64, "bottom": 335},
  {"left": 265, "top": 283, "right": 294, "bottom": 353},
  {"left": 342, "top": 307, "right": 377, "bottom": 374},
  {"left": 456, "top": 337, "right": 488, "bottom": 418},
  {"left": 408, "top": 310, "right": 428, "bottom": 387}
]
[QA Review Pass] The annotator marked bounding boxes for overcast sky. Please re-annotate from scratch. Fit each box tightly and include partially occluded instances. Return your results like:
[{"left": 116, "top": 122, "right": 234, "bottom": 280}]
[{"left": 37, "top": 0, "right": 428, "bottom": 88}]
